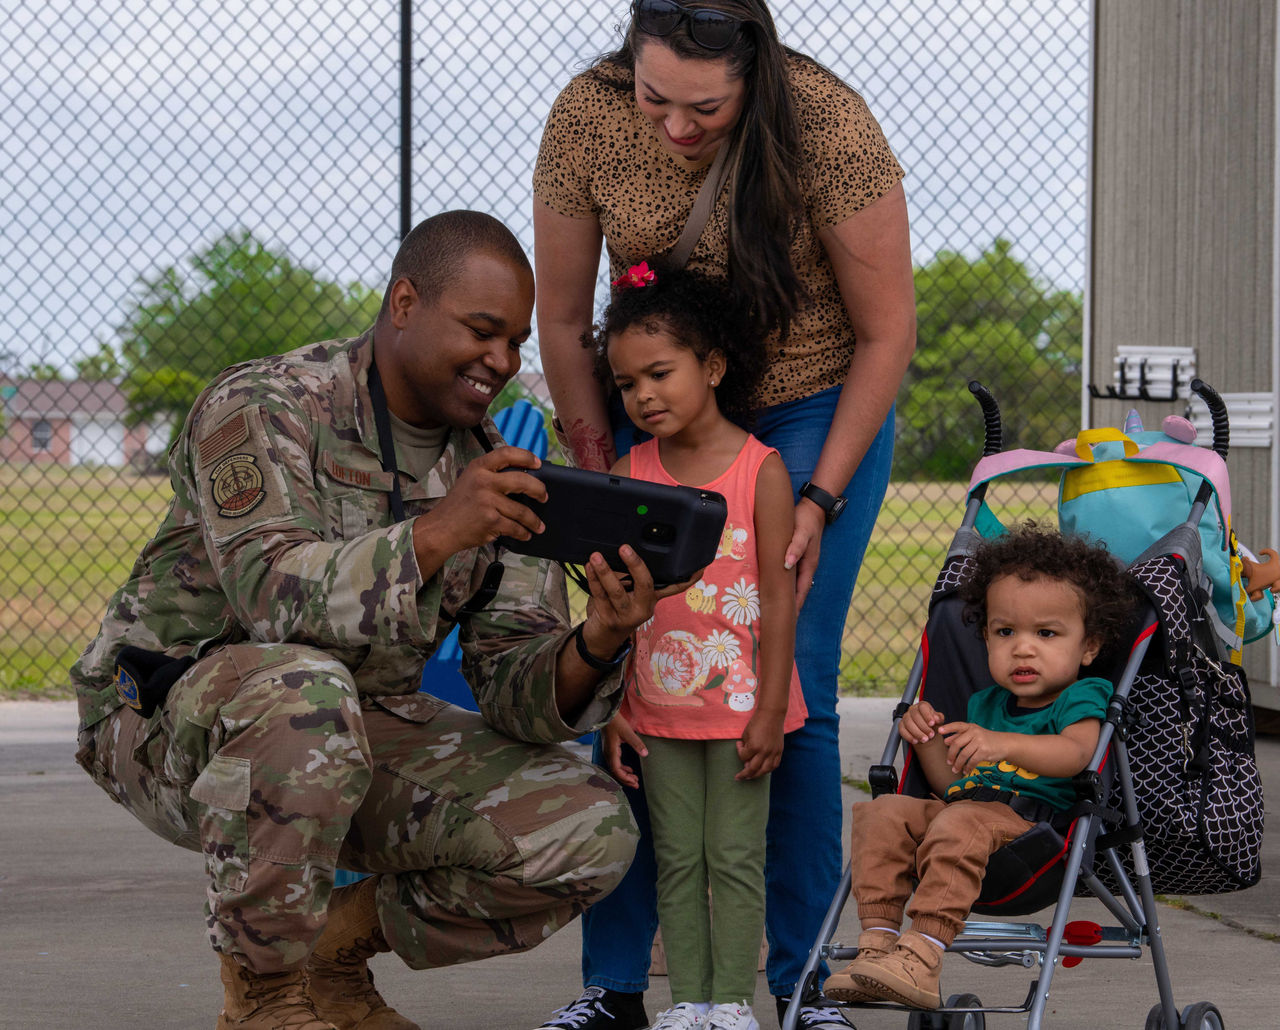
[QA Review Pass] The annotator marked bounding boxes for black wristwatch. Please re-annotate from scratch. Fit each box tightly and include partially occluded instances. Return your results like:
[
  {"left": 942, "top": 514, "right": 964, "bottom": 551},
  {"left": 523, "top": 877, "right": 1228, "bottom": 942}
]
[
  {"left": 573, "top": 624, "right": 632, "bottom": 671},
  {"left": 799, "top": 481, "right": 847, "bottom": 525}
]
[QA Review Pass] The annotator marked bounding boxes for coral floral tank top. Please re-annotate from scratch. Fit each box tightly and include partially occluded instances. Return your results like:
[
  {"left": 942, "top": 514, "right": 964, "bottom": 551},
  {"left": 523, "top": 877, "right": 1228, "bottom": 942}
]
[{"left": 621, "top": 435, "right": 807, "bottom": 740}]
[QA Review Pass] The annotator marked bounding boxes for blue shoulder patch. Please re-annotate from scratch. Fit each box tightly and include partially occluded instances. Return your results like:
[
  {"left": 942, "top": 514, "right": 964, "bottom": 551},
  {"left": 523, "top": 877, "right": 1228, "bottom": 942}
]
[{"left": 115, "top": 665, "right": 142, "bottom": 710}]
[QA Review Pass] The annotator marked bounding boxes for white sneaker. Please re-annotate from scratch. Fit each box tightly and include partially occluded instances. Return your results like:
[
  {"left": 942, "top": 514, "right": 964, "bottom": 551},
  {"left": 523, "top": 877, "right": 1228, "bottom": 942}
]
[
  {"left": 706, "top": 1002, "right": 760, "bottom": 1030},
  {"left": 648, "top": 1002, "right": 708, "bottom": 1029}
]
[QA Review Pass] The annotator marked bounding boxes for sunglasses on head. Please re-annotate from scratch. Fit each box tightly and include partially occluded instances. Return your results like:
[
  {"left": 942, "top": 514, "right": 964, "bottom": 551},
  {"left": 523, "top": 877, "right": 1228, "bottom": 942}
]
[{"left": 634, "top": 0, "right": 743, "bottom": 52}]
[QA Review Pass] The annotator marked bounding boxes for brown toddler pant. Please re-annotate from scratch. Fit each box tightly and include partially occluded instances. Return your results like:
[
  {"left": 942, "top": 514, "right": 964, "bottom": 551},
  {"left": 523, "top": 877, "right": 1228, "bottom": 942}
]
[{"left": 851, "top": 794, "right": 1035, "bottom": 946}]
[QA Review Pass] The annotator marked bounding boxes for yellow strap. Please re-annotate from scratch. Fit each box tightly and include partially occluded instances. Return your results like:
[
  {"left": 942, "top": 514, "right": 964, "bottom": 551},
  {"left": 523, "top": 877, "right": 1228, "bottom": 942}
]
[
  {"left": 1061, "top": 460, "right": 1182, "bottom": 502},
  {"left": 1075, "top": 427, "right": 1140, "bottom": 462},
  {"left": 1228, "top": 526, "right": 1247, "bottom": 662}
]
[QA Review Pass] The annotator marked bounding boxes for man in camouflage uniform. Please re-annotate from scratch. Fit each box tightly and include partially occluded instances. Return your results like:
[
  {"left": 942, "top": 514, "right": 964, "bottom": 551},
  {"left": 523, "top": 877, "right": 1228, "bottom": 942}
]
[{"left": 71, "top": 212, "right": 658, "bottom": 1030}]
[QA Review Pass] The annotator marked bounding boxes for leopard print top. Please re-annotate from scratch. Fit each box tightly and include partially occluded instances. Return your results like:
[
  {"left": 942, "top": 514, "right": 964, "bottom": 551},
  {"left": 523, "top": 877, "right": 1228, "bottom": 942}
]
[{"left": 533, "top": 54, "right": 905, "bottom": 408}]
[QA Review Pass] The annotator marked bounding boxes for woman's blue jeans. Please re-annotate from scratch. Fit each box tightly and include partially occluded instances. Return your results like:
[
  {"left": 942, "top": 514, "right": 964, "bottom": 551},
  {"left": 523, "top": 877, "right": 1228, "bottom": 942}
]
[{"left": 582, "top": 387, "right": 895, "bottom": 998}]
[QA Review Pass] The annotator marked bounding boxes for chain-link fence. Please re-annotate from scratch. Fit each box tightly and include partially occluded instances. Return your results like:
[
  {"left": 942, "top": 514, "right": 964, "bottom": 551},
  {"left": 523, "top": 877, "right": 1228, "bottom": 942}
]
[{"left": 1, "top": 1, "right": 1089, "bottom": 697}]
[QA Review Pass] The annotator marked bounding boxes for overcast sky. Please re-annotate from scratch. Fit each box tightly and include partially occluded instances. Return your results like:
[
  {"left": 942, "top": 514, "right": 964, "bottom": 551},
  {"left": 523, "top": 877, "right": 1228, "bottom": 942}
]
[{"left": 2, "top": 0, "right": 1088, "bottom": 374}]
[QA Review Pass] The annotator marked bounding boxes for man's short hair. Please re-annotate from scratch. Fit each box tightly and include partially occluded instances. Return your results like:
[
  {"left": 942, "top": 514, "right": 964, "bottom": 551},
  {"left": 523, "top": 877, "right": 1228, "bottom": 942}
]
[{"left": 381, "top": 211, "right": 530, "bottom": 313}]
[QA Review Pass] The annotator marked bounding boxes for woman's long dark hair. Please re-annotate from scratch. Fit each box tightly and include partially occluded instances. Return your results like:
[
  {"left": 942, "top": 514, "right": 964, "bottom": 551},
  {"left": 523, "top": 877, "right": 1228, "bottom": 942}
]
[{"left": 592, "top": 0, "right": 806, "bottom": 339}]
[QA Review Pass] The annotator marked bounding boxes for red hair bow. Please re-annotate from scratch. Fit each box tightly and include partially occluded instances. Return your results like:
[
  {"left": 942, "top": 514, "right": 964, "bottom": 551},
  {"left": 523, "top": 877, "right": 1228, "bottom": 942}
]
[{"left": 612, "top": 261, "right": 656, "bottom": 290}]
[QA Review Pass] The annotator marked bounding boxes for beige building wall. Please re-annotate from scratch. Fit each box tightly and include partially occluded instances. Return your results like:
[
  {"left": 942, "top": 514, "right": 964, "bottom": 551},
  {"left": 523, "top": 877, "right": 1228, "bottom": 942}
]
[{"left": 1090, "top": 0, "right": 1279, "bottom": 702}]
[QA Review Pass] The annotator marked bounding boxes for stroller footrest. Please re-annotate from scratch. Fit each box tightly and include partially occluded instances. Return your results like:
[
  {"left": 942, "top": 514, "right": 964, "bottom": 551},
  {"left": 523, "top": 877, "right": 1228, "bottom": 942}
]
[{"left": 957, "top": 920, "right": 1047, "bottom": 941}]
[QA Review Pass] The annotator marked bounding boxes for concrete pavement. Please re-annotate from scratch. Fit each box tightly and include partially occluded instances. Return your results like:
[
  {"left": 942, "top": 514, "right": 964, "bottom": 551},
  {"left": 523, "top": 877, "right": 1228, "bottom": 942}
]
[{"left": 2, "top": 697, "right": 1276, "bottom": 1029}]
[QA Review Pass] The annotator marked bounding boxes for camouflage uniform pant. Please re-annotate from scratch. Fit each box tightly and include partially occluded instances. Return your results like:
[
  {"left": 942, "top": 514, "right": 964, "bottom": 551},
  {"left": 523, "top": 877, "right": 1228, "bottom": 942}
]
[{"left": 83, "top": 642, "right": 637, "bottom": 973}]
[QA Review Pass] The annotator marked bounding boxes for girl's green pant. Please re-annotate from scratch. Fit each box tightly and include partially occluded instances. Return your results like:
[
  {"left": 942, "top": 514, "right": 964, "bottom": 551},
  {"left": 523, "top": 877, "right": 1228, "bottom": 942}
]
[{"left": 639, "top": 735, "right": 771, "bottom": 1004}]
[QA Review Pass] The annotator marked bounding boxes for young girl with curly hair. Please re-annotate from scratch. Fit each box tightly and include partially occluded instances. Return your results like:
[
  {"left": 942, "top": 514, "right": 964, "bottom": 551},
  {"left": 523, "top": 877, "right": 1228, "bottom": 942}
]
[
  {"left": 824, "top": 524, "right": 1141, "bottom": 1011},
  {"left": 591, "top": 262, "right": 807, "bottom": 1030}
]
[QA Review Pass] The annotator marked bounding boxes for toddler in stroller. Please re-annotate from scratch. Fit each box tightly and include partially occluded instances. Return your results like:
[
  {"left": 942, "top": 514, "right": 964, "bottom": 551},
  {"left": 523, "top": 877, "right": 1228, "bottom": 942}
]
[
  {"left": 783, "top": 379, "right": 1268, "bottom": 1030},
  {"left": 824, "top": 525, "right": 1141, "bottom": 1009}
]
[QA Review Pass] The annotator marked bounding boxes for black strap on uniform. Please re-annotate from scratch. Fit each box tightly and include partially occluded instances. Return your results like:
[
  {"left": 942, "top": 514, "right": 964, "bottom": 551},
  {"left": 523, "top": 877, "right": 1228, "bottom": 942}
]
[
  {"left": 366, "top": 357, "right": 504, "bottom": 617},
  {"left": 367, "top": 358, "right": 406, "bottom": 523}
]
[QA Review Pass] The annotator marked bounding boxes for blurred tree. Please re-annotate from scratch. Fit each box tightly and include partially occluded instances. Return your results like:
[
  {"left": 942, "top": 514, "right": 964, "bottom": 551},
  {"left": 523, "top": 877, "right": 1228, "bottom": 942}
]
[
  {"left": 492, "top": 378, "right": 547, "bottom": 414},
  {"left": 123, "top": 365, "right": 205, "bottom": 435},
  {"left": 27, "top": 363, "right": 63, "bottom": 381},
  {"left": 118, "top": 230, "right": 381, "bottom": 438},
  {"left": 74, "top": 342, "right": 123, "bottom": 381},
  {"left": 897, "top": 239, "right": 1082, "bottom": 480}
]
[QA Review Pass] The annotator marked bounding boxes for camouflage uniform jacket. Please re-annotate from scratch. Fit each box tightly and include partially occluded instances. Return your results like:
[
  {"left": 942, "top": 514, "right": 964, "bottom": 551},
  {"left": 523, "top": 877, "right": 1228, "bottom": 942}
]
[{"left": 71, "top": 331, "right": 622, "bottom": 744}]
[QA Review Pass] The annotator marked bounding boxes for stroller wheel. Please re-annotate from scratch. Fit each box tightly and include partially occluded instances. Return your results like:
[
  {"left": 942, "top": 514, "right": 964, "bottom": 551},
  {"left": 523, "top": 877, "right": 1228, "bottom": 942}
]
[
  {"left": 943, "top": 994, "right": 985, "bottom": 1030},
  {"left": 1144, "top": 1002, "right": 1226, "bottom": 1030},
  {"left": 1179, "top": 1002, "right": 1224, "bottom": 1029},
  {"left": 904, "top": 997, "right": 985, "bottom": 1030}
]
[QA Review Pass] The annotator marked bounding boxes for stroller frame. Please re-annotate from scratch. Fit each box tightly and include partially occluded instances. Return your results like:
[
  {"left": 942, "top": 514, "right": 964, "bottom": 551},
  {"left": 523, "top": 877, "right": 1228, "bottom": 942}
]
[{"left": 783, "top": 381, "right": 1236, "bottom": 1030}]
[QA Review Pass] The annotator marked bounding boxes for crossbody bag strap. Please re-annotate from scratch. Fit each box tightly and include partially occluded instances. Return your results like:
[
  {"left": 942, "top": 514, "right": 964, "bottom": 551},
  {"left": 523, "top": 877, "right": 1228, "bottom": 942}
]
[
  {"left": 366, "top": 358, "right": 406, "bottom": 523},
  {"left": 665, "top": 143, "right": 731, "bottom": 271}
]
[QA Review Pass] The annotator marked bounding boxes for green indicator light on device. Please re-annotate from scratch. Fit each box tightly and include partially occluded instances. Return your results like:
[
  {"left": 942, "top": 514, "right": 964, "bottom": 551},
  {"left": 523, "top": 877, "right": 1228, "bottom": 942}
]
[{"left": 636, "top": 504, "right": 649, "bottom": 515}]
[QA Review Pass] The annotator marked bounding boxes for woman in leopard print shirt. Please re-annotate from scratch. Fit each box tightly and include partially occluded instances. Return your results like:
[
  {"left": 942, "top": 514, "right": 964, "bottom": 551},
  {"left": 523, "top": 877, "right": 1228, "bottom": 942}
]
[{"left": 532, "top": 4, "right": 915, "bottom": 1028}]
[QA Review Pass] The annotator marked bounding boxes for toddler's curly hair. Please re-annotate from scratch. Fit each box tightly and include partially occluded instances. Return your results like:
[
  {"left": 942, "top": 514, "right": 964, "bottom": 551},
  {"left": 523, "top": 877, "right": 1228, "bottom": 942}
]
[
  {"left": 959, "top": 522, "right": 1142, "bottom": 654},
  {"left": 585, "top": 264, "right": 765, "bottom": 422}
]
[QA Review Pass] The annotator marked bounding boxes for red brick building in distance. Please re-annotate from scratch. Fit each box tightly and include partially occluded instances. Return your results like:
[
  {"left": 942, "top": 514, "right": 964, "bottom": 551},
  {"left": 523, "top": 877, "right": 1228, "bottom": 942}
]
[{"left": 0, "top": 379, "right": 152, "bottom": 467}]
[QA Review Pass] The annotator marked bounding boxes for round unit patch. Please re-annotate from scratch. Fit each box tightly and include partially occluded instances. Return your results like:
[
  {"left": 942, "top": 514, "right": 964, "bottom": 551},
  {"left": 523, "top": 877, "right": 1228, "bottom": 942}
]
[{"left": 210, "top": 453, "right": 266, "bottom": 517}]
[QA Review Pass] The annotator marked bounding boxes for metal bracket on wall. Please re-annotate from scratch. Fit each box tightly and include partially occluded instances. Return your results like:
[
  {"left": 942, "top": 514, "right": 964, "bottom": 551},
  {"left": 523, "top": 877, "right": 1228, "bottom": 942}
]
[
  {"left": 1088, "top": 345, "right": 1197, "bottom": 402},
  {"left": 1188, "top": 392, "right": 1277, "bottom": 449}
]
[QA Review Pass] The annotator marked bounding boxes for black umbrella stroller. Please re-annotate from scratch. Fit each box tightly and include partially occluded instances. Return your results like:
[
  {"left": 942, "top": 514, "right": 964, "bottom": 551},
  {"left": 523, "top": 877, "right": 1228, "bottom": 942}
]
[{"left": 783, "top": 381, "right": 1269, "bottom": 1030}]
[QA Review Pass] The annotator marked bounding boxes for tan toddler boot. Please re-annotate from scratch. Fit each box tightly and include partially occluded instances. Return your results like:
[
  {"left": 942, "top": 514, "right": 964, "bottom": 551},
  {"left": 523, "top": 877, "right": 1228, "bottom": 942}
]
[
  {"left": 306, "top": 877, "right": 420, "bottom": 1030},
  {"left": 849, "top": 930, "right": 943, "bottom": 1009},
  {"left": 823, "top": 928, "right": 901, "bottom": 1003},
  {"left": 216, "top": 952, "right": 337, "bottom": 1029}
]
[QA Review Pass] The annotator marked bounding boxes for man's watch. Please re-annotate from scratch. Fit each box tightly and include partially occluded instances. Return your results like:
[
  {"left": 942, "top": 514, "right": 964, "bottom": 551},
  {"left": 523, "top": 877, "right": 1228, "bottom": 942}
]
[
  {"left": 573, "top": 624, "right": 632, "bottom": 671},
  {"left": 799, "top": 481, "right": 848, "bottom": 525}
]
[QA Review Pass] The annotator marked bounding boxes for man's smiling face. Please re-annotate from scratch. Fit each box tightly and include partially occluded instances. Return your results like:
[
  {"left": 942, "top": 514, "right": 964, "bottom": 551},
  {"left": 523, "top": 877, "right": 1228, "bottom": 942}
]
[{"left": 382, "top": 249, "right": 534, "bottom": 428}]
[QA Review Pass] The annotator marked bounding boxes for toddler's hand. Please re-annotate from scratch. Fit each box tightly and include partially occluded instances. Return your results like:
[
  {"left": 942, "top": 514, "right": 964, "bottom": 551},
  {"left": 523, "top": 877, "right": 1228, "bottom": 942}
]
[
  {"left": 899, "top": 700, "right": 945, "bottom": 745},
  {"left": 938, "top": 721, "right": 1002, "bottom": 774}
]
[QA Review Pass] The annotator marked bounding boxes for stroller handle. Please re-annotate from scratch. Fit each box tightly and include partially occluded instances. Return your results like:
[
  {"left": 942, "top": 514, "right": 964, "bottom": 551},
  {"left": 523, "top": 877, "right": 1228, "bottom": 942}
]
[
  {"left": 1189, "top": 378, "right": 1230, "bottom": 459},
  {"left": 968, "top": 380, "right": 1003, "bottom": 456}
]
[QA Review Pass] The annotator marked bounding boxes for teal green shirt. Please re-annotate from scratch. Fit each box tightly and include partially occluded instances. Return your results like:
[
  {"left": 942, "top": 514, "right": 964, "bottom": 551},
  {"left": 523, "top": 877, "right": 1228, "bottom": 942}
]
[{"left": 944, "top": 676, "right": 1112, "bottom": 810}]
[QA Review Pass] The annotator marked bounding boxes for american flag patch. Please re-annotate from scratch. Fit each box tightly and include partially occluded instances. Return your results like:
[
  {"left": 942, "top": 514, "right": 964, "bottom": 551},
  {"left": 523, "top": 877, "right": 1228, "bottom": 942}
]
[{"left": 198, "top": 411, "right": 249, "bottom": 466}]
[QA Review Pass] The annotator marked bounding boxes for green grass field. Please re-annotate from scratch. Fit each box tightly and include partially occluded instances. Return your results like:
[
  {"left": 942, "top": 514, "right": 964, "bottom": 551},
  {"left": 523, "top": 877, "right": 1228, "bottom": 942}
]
[
  {"left": 839, "top": 477, "right": 1059, "bottom": 694},
  {"left": 0, "top": 465, "right": 1057, "bottom": 700},
  {"left": 0, "top": 465, "right": 174, "bottom": 698}
]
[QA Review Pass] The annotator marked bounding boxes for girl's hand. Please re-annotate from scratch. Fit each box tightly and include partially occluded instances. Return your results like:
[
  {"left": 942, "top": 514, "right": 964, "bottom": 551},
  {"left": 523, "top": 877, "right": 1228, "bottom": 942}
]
[
  {"left": 939, "top": 721, "right": 1004, "bottom": 774},
  {"left": 602, "top": 715, "right": 646, "bottom": 789},
  {"left": 899, "top": 700, "right": 945, "bottom": 745},
  {"left": 784, "top": 500, "right": 826, "bottom": 610},
  {"left": 736, "top": 711, "right": 785, "bottom": 781}
]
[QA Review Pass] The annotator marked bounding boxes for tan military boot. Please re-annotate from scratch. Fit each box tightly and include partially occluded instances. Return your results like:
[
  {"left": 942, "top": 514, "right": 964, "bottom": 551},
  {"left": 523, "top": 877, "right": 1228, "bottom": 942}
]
[
  {"left": 306, "top": 876, "right": 419, "bottom": 1030},
  {"left": 216, "top": 952, "right": 337, "bottom": 1029}
]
